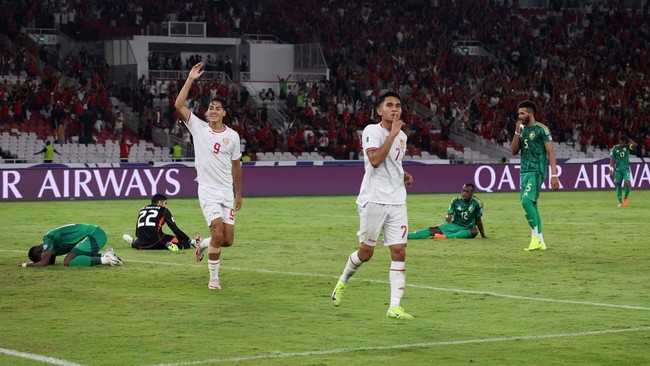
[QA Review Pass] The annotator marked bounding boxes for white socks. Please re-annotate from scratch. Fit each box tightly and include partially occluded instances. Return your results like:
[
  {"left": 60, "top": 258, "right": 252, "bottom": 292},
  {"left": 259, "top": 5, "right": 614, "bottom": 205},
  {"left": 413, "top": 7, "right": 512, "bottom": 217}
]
[
  {"left": 389, "top": 261, "right": 406, "bottom": 308},
  {"left": 208, "top": 259, "right": 220, "bottom": 281},
  {"left": 339, "top": 251, "right": 362, "bottom": 284},
  {"left": 200, "top": 237, "right": 211, "bottom": 249}
]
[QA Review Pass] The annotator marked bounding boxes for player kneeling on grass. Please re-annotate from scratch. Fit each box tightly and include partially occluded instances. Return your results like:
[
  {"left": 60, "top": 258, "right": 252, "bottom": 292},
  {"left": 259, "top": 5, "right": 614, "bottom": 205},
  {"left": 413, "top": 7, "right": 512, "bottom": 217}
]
[
  {"left": 122, "top": 193, "right": 196, "bottom": 251},
  {"left": 408, "top": 183, "right": 486, "bottom": 240},
  {"left": 17, "top": 223, "right": 124, "bottom": 267}
]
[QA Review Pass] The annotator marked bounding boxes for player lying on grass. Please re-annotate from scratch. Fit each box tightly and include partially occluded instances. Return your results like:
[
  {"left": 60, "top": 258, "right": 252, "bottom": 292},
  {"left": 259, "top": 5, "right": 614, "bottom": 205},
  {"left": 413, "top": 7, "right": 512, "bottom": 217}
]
[
  {"left": 17, "top": 223, "right": 124, "bottom": 267},
  {"left": 408, "top": 183, "right": 486, "bottom": 240}
]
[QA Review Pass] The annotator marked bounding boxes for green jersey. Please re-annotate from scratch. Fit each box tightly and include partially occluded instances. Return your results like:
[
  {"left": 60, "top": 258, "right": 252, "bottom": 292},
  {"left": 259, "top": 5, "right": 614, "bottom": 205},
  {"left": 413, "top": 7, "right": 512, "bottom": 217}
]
[
  {"left": 42, "top": 224, "right": 102, "bottom": 256},
  {"left": 519, "top": 122, "right": 553, "bottom": 178},
  {"left": 446, "top": 196, "right": 483, "bottom": 229},
  {"left": 610, "top": 143, "right": 633, "bottom": 172}
]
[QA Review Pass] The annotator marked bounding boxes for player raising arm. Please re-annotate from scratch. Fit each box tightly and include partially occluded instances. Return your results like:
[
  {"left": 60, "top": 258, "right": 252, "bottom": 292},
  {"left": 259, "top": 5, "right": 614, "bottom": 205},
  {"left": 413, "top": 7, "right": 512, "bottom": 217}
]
[{"left": 175, "top": 62, "right": 242, "bottom": 291}]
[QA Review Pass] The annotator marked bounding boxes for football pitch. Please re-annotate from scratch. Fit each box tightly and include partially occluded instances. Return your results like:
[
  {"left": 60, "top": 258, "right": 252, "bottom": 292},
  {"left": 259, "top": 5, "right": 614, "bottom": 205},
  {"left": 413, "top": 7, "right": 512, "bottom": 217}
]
[{"left": 1, "top": 191, "right": 649, "bottom": 365}]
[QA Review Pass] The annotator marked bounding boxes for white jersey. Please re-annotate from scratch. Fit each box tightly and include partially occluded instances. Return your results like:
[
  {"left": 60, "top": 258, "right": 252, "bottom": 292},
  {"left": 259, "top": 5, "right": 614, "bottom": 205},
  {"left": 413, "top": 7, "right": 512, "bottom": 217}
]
[
  {"left": 356, "top": 122, "right": 407, "bottom": 206},
  {"left": 184, "top": 112, "right": 242, "bottom": 192}
]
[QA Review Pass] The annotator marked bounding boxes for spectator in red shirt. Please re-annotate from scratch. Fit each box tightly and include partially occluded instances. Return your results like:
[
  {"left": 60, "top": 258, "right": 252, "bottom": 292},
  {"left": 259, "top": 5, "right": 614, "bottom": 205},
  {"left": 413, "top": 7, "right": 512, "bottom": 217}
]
[{"left": 119, "top": 138, "right": 131, "bottom": 163}]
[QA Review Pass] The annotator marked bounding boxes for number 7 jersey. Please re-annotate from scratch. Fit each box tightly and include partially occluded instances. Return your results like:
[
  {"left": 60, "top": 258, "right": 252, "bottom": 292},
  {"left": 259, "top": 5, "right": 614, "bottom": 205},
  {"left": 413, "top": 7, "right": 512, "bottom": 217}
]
[{"left": 356, "top": 122, "right": 408, "bottom": 206}]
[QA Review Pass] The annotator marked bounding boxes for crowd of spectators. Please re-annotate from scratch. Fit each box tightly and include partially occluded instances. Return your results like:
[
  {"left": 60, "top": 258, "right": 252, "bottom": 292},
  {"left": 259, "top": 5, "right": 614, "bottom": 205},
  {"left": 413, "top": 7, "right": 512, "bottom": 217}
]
[
  {"left": 247, "top": 0, "right": 650, "bottom": 157},
  {"left": 1, "top": 0, "right": 650, "bottom": 161},
  {"left": 0, "top": 33, "right": 123, "bottom": 146}
]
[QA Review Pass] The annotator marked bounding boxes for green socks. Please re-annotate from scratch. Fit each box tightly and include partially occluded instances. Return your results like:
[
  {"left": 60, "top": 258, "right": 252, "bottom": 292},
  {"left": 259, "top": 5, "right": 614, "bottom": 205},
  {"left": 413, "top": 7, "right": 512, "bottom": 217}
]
[
  {"left": 69, "top": 256, "right": 103, "bottom": 267},
  {"left": 522, "top": 199, "right": 540, "bottom": 231},
  {"left": 408, "top": 228, "right": 432, "bottom": 239}
]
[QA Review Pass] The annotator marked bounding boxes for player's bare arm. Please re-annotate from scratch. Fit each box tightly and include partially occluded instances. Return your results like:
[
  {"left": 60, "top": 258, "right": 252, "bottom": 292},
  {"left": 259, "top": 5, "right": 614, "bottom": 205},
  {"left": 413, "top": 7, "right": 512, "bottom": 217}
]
[
  {"left": 510, "top": 121, "right": 522, "bottom": 155},
  {"left": 545, "top": 141, "right": 560, "bottom": 190},
  {"left": 476, "top": 216, "right": 486, "bottom": 238},
  {"left": 232, "top": 159, "right": 243, "bottom": 211},
  {"left": 629, "top": 138, "right": 638, "bottom": 150},
  {"left": 17, "top": 248, "right": 53, "bottom": 267},
  {"left": 367, "top": 116, "right": 404, "bottom": 168},
  {"left": 175, "top": 62, "right": 204, "bottom": 123}
]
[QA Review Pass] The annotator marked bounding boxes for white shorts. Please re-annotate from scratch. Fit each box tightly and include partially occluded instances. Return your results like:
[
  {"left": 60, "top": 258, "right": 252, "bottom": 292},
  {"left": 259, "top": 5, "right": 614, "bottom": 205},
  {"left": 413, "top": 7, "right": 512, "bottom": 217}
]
[
  {"left": 198, "top": 184, "right": 235, "bottom": 226},
  {"left": 356, "top": 202, "right": 408, "bottom": 246}
]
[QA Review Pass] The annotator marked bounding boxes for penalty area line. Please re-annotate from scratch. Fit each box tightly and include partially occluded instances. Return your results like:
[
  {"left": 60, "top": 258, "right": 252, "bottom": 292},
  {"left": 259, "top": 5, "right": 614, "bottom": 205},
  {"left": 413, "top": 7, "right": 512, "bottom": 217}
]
[
  {"left": 0, "top": 348, "right": 84, "bottom": 366},
  {"left": 146, "top": 326, "right": 650, "bottom": 366}
]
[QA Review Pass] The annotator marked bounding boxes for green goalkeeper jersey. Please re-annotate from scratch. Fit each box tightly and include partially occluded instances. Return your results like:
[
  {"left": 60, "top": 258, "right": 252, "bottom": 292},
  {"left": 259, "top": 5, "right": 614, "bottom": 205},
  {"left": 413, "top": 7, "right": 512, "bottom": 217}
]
[
  {"left": 519, "top": 121, "right": 553, "bottom": 178},
  {"left": 42, "top": 224, "right": 99, "bottom": 255},
  {"left": 447, "top": 196, "right": 483, "bottom": 229},
  {"left": 610, "top": 143, "right": 633, "bottom": 172}
]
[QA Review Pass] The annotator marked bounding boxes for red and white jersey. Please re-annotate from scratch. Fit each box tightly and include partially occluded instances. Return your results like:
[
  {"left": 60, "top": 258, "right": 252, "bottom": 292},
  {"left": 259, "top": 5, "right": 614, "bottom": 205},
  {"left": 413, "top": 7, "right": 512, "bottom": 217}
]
[
  {"left": 356, "top": 122, "right": 407, "bottom": 206},
  {"left": 184, "top": 112, "right": 242, "bottom": 191}
]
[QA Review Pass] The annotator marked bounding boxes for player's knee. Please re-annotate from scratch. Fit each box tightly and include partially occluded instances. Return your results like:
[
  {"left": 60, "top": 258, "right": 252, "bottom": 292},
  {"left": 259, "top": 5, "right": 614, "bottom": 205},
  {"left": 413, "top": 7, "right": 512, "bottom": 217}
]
[
  {"left": 390, "top": 245, "right": 407, "bottom": 261},
  {"left": 357, "top": 246, "right": 374, "bottom": 262},
  {"left": 209, "top": 235, "right": 224, "bottom": 247}
]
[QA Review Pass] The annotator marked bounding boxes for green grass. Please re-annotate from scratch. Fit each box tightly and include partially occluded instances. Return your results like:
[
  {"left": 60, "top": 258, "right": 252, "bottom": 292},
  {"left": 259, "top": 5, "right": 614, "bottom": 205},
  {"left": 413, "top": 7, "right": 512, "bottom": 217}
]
[{"left": 1, "top": 191, "right": 649, "bottom": 365}]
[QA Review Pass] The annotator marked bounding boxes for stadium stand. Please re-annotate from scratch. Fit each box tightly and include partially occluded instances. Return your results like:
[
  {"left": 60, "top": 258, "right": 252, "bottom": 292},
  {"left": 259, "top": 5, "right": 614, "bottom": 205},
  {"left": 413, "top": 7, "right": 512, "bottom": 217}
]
[{"left": 0, "top": 0, "right": 648, "bottom": 163}]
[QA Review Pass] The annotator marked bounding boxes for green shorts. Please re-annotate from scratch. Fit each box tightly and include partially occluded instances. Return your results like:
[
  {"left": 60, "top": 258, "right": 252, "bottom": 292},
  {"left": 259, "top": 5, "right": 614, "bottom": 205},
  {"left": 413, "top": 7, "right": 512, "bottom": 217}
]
[
  {"left": 70, "top": 227, "right": 107, "bottom": 256},
  {"left": 437, "top": 222, "right": 472, "bottom": 238},
  {"left": 614, "top": 169, "right": 630, "bottom": 185},
  {"left": 520, "top": 171, "right": 542, "bottom": 203}
]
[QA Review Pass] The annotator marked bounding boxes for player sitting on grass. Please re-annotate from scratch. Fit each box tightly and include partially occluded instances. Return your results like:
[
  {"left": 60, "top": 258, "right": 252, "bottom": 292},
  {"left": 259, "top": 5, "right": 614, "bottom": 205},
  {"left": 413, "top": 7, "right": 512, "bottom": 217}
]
[
  {"left": 408, "top": 183, "right": 486, "bottom": 240},
  {"left": 17, "top": 223, "right": 124, "bottom": 267},
  {"left": 122, "top": 194, "right": 196, "bottom": 251}
]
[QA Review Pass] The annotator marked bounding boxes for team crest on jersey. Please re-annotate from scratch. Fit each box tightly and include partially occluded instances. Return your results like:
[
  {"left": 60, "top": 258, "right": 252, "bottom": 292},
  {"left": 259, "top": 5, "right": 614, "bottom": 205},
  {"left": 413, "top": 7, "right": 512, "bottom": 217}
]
[
  {"left": 399, "top": 139, "right": 406, "bottom": 148},
  {"left": 528, "top": 131, "right": 535, "bottom": 139},
  {"left": 468, "top": 206, "right": 474, "bottom": 212},
  {"left": 223, "top": 137, "right": 231, "bottom": 145}
]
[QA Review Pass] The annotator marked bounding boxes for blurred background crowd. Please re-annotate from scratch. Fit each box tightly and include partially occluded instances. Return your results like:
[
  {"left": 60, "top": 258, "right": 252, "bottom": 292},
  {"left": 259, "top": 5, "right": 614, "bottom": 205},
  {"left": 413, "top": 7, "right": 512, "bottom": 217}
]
[{"left": 0, "top": 0, "right": 648, "bottom": 163}]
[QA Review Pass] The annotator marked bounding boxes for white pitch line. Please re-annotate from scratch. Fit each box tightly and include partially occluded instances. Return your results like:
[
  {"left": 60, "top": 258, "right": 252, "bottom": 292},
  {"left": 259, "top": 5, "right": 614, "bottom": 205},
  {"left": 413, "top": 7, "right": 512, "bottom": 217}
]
[
  {"left": 0, "top": 348, "right": 84, "bottom": 366},
  {"left": 146, "top": 326, "right": 650, "bottom": 366},
  {"left": 128, "top": 259, "right": 650, "bottom": 311},
  {"left": 3, "top": 250, "right": 648, "bottom": 312}
]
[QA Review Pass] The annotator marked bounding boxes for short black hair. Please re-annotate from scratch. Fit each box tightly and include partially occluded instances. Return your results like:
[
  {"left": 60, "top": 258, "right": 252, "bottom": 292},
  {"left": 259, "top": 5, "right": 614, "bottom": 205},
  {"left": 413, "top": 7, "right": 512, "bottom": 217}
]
[
  {"left": 28, "top": 245, "right": 40, "bottom": 263},
  {"left": 463, "top": 183, "right": 476, "bottom": 191},
  {"left": 151, "top": 193, "right": 167, "bottom": 204},
  {"left": 28, "top": 245, "right": 55, "bottom": 264},
  {"left": 376, "top": 91, "right": 402, "bottom": 108},
  {"left": 209, "top": 97, "right": 228, "bottom": 112},
  {"left": 518, "top": 100, "right": 537, "bottom": 115}
]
